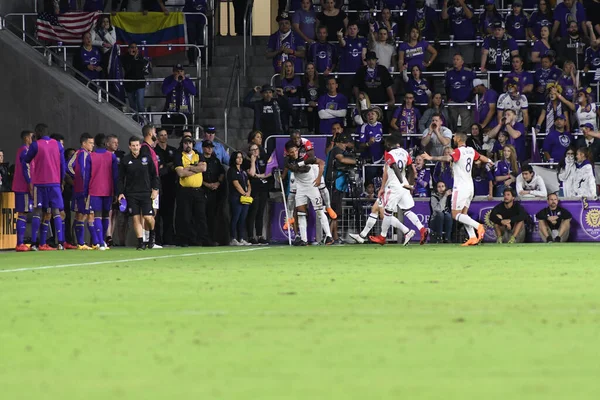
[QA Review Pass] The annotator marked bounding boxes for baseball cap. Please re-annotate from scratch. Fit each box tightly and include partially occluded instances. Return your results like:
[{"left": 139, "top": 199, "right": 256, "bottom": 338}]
[
  {"left": 276, "top": 12, "right": 291, "bottom": 23},
  {"left": 512, "top": 0, "right": 523, "bottom": 6},
  {"left": 472, "top": 79, "right": 485, "bottom": 88},
  {"left": 173, "top": 63, "right": 184, "bottom": 71},
  {"left": 581, "top": 123, "right": 594, "bottom": 130},
  {"left": 205, "top": 125, "right": 217, "bottom": 134},
  {"left": 202, "top": 140, "right": 215, "bottom": 147},
  {"left": 555, "top": 114, "right": 566, "bottom": 120},
  {"left": 182, "top": 136, "right": 194, "bottom": 143},
  {"left": 365, "top": 51, "right": 378, "bottom": 60},
  {"left": 492, "top": 20, "right": 505, "bottom": 29},
  {"left": 260, "top": 84, "right": 275, "bottom": 93},
  {"left": 485, "top": 0, "right": 496, "bottom": 5}
]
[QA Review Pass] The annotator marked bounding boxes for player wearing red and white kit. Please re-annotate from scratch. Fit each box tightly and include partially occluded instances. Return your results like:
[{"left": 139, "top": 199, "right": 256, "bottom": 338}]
[
  {"left": 367, "top": 138, "right": 428, "bottom": 246},
  {"left": 422, "top": 132, "right": 494, "bottom": 246}
]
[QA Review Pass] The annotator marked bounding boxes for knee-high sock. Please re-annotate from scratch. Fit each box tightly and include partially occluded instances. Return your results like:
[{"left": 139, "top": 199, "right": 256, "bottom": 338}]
[
  {"left": 286, "top": 193, "right": 296, "bottom": 219},
  {"left": 143, "top": 229, "right": 149, "bottom": 242},
  {"left": 40, "top": 221, "right": 49, "bottom": 245},
  {"left": 465, "top": 225, "right": 476, "bottom": 239},
  {"left": 102, "top": 216, "right": 110, "bottom": 241},
  {"left": 88, "top": 220, "right": 98, "bottom": 245},
  {"left": 319, "top": 187, "right": 331, "bottom": 209},
  {"left": 94, "top": 217, "right": 103, "bottom": 245},
  {"left": 297, "top": 211, "right": 307, "bottom": 242},
  {"left": 317, "top": 209, "right": 331, "bottom": 238},
  {"left": 455, "top": 213, "right": 480, "bottom": 230},
  {"left": 53, "top": 214, "right": 64, "bottom": 243},
  {"left": 75, "top": 221, "right": 85, "bottom": 245},
  {"left": 381, "top": 213, "right": 392, "bottom": 237},
  {"left": 404, "top": 211, "right": 424, "bottom": 230},
  {"left": 17, "top": 216, "right": 27, "bottom": 245},
  {"left": 31, "top": 215, "right": 41, "bottom": 244},
  {"left": 390, "top": 216, "right": 410, "bottom": 234},
  {"left": 360, "top": 213, "right": 379, "bottom": 237}
]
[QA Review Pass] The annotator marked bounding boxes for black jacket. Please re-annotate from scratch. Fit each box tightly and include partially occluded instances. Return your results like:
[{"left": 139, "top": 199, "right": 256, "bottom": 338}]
[
  {"left": 118, "top": 152, "right": 160, "bottom": 197},
  {"left": 121, "top": 53, "right": 148, "bottom": 92},
  {"left": 243, "top": 90, "right": 291, "bottom": 138}
]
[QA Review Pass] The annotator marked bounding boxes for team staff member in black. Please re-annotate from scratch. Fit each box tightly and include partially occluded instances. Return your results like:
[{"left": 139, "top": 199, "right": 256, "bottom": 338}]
[
  {"left": 245, "top": 142, "right": 272, "bottom": 245},
  {"left": 118, "top": 136, "right": 160, "bottom": 250},
  {"left": 154, "top": 127, "right": 177, "bottom": 245},
  {"left": 174, "top": 136, "right": 212, "bottom": 247},
  {"left": 201, "top": 140, "right": 225, "bottom": 244},
  {"left": 536, "top": 193, "right": 572, "bottom": 243}
]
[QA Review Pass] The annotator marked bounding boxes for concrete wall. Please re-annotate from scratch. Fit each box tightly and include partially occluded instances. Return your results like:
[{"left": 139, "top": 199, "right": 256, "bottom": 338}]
[
  {"left": 0, "top": 29, "right": 142, "bottom": 161},
  {"left": 0, "top": 0, "right": 36, "bottom": 15}
]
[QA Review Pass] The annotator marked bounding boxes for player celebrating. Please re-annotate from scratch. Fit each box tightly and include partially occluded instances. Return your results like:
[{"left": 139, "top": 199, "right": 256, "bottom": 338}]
[
  {"left": 284, "top": 140, "right": 334, "bottom": 246},
  {"left": 422, "top": 132, "right": 494, "bottom": 246},
  {"left": 367, "top": 137, "right": 428, "bottom": 246}
]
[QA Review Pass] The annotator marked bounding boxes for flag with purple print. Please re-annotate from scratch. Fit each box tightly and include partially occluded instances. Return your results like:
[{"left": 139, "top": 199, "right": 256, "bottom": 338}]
[
  {"left": 265, "top": 152, "right": 279, "bottom": 176},
  {"left": 36, "top": 12, "right": 101, "bottom": 44}
]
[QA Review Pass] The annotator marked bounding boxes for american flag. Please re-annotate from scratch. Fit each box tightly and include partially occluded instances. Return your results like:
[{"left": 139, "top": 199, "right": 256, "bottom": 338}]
[{"left": 36, "top": 12, "right": 101, "bottom": 44}]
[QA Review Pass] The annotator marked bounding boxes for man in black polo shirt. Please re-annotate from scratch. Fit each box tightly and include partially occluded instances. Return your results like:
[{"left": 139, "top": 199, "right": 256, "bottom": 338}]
[
  {"left": 174, "top": 136, "right": 213, "bottom": 247},
  {"left": 118, "top": 136, "right": 160, "bottom": 250},
  {"left": 536, "top": 193, "right": 572, "bottom": 243},
  {"left": 489, "top": 187, "right": 528, "bottom": 244},
  {"left": 352, "top": 51, "right": 395, "bottom": 107},
  {"left": 154, "top": 127, "right": 177, "bottom": 245},
  {"left": 201, "top": 140, "right": 225, "bottom": 244}
]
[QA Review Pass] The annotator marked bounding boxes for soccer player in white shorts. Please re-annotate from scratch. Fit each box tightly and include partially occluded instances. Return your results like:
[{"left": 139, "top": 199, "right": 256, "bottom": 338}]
[
  {"left": 284, "top": 140, "right": 334, "bottom": 246},
  {"left": 422, "top": 132, "right": 495, "bottom": 246}
]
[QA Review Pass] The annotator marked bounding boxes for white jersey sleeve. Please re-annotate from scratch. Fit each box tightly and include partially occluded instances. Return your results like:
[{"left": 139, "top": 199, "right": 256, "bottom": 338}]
[
  {"left": 451, "top": 146, "right": 480, "bottom": 190},
  {"left": 384, "top": 148, "right": 413, "bottom": 188}
]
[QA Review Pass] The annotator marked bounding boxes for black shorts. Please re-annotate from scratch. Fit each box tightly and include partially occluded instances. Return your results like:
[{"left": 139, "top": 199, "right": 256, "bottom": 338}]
[
  {"left": 128, "top": 196, "right": 154, "bottom": 216},
  {"left": 331, "top": 189, "right": 344, "bottom": 215}
]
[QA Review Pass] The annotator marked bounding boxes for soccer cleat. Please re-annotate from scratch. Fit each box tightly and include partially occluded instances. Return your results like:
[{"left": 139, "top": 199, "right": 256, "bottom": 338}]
[
  {"left": 476, "top": 224, "right": 486, "bottom": 242},
  {"left": 99, "top": 246, "right": 107, "bottom": 251},
  {"left": 78, "top": 244, "right": 92, "bottom": 250},
  {"left": 461, "top": 237, "right": 479, "bottom": 247},
  {"left": 333, "top": 238, "right": 344, "bottom": 245},
  {"left": 507, "top": 236, "right": 516, "bottom": 244},
  {"left": 15, "top": 244, "right": 30, "bottom": 252},
  {"left": 326, "top": 207, "right": 337, "bottom": 220},
  {"left": 258, "top": 237, "right": 269, "bottom": 245},
  {"left": 496, "top": 237, "right": 503, "bottom": 244},
  {"left": 57, "top": 244, "right": 64, "bottom": 250},
  {"left": 292, "top": 236, "right": 302, "bottom": 246},
  {"left": 149, "top": 243, "right": 163, "bottom": 249},
  {"left": 403, "top": 230, "right": 416, "bottom": 246},
  {"left": 348, "top": 233, "right": 365, "bottom": 244},
  {"left": 369, "top": 235, "right": 387, "bottom": 246},
  {"left": 39, "top": 244, "right": 56, "bottom": 251},
  {"left": 136, "top": 242, "right": 147, "bottom": 251},
  {"left": 325, "top": 236, "right": 334, "bottom": 245},
  {"left": 282, "top": 217, "right": 295, "bottom": 230},
  {"left": 419, "top": 227, "right": 429, "bottom": 245},
  {"left": 30, "top": 244, "right": 39, "bottom": 251},
  {"left": 105, "top": 236, "right": 114, "bottom": 247},
  {"left": 91, "top": 244, "right": 100, "bottom": 250},
  {"left": 63, "top": 242, "right": 78, "bottom": 250}
]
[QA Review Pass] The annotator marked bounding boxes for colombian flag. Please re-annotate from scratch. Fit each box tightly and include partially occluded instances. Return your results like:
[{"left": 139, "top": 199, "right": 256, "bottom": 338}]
[{"left": 112, "top": 12, "right": 187, "bottom": 58}]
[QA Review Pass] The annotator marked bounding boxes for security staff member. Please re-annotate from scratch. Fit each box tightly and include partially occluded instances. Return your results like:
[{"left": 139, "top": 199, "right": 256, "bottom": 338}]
[
  {"left": 174, "top": 136, "right": 213, "bottom": 247},
  {"left": 154, "top": 127, "right": 177, "bottom": 245},
  {"left": 118, "top": 136, "right": 160, "bottom": 250},
  {"left": 201, "top": 140, "right": 225, "bottom": 243}
]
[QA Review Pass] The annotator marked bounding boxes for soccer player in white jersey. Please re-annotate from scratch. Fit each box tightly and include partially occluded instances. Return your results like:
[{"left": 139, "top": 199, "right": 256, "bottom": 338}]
[
  {"left": 367, "top": 136, "right": 429, "bottom": 246},
  {"left": 422, "top": 132, "right": 494, "bottom": 246},
  {"left": 284, "top": 140, "right": 334, "bottom": 246}
]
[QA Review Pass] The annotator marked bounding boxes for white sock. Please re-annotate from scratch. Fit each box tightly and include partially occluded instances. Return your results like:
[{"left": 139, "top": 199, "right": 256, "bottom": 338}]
[
  {"left": 405, "top": 211, "right": 424, "bottom": 230},
  {"left": 298, "top": 212, "right": 307, "bottom": 242},
  {"left": 390, "top": 216, "right": 409, "bottom": 234},
  {"left": 381, "top": 214, "right": 392, "bottom": 237},
  {"left": 319, "top": 187, "right": 331, "bottom": 209},
  {"left": 143, "top": 229, "right": 149, "bottom": 242},
  {"left": 317, "top": 209, "right": 332, "bottom": 238},
  {"left": 287, "top": 193, "right": 296, "bottom": 218},
  {"left": 455, "top": 213, "right": 480, "bottom": 230},
  {"left": 465, "top": 225, "right": 476, "bottom": 239},
  {"left": 361, "top": 213, "right": 379, "bottom": 237}
]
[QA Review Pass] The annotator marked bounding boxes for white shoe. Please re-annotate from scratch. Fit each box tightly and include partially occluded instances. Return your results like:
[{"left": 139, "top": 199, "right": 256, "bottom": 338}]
[
  {"left": 403, "top": 230, "right": 416, "bottom": 246},
  {"left": 239, "top": 239, "right": 251, "bottom": 246},
  {"left": 99, "top": 246, "right": 107, "bottom": 251},
  {"left": 348, "top": 233, "right": 365, "bottom": 244},
  {"left": 150, "top": 243, "right": 163, "bottom": 249},
  {"left": 230, "top": 239, "right": 240, "bottom": 246}
]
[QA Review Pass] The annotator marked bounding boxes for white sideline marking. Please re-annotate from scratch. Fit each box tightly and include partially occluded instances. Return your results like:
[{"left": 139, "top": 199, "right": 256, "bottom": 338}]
[{"left": 0, "top": 247, "right": 269, "bottom": 274}]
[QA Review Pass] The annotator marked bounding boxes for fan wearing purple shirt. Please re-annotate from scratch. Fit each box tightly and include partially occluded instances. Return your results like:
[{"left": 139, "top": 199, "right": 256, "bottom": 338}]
[
  {"left": 530, "top": 26, "right": 552, "bottom": 68},
  {"left": 292, "top": 0, "right": 317, "bottom": 44},
  {"left": 533, "top": 55, "right": 562, "bottom": 103},
  {"left": 552, "top": 0, "right": 589, "bottom": 39},
  {"left": 445, "top": 53, "right": 475, "bottom": 132},
  {"left": 506, "top": 1, "right": 528, "bottom": 41},
  {"left": 503, "top": 55, "right": 533, "bottom": 95},
  {"left": 390, "top": 92, "right": 421, "bottom": 147},
  {"left": 488, "top": 109, "right": 527, "bottom": 162},
  {"left": 73, "top": 32, "right": 103, "bottom": 81},
  {"left": 398, "top": 26, "right": 437, "bottom": 72},
  {"left": 542, "top": 114, "right": 573, "bottom": 162},
  {"left": 374, "top": 8, "right": 399, "bottom": 39},
  {"left": 479, "top": 0, "right": 504, "bottom": 36},
  {"left": 441, "top": 0, "right": 476, "bottom": 41},
  {"left": 267, "top": 13, "right": 306, "bottom": 74},
  {"left": 528, "top": 0, "right": 553, "bottom": 40},
  {"left": 584, "top": 41, "right": 600, "bottom": 84},
  {"left": 403, "top": 64, "right": 431, "bottom": 108},
  {"left": 404, "top": 0, "right": 438, "bottom": 41},
  {"left": 357, "top": 107, "right": 385, "bottom": 163},
  {"left": 473, "top": 79, "right": 498, "bottom": 129},
  {"left": 317, "top": 77, "right": 348, "bottom": 135},
  {"left": 481, "top": 21, "right": 519, "bottom": 94},
  {"left": 308, "top": 26, "right": 337, "bottom": 74}
]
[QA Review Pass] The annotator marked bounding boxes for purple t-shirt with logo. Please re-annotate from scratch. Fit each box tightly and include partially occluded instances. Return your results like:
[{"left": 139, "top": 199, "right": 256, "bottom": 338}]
[
  {"left": 528, "top": 11, "right": 552, "bottom": 39},
  {"left": 405, "top": 77, "right": 430, "bottom": 105},
  {"left": 80, "top": 46, "right": 102, "bottom": 80},
  {"left": 267, "top": 30, "right": 304, "bottom": 73},
  {"left": 532, "top": 40, "right": 551, "bottom": 68},
  {"left": 308, "top": 42, "right": 337, "bottom": 73},
  {"left": 358, "top": 122, "right": 384, "bottom": 162},
  {"left": 543, "top": 128, "right": 573, "bottom": 161},
  {"left": 506, "top": 13, "right": 528, "bottom": 41},
  {"left": 292, "top": 9, "right": 317, "bottom": 41},
  {"left": 445, "top": 67, "right": 475, "bottom": 103},
  {"left": 338, "top": 36, "right": 367, "bottom": 73},
  {"left": 317, "top": 93, "right": 348, "bottom": 135},
  {"left": 505, "top": 70, "right": 533, "bottom": 93},
  {"left": 553, "top": 2, "right": 587, "bottom": 37},
  {"left": 399, "top": 40, "right": 429, "bottom": 70},
  {"left": 447, "top": 5, "right": 476, "bottom": 40}
]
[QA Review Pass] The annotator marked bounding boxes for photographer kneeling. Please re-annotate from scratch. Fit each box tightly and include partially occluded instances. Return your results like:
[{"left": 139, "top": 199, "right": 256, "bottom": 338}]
[{"left": 325, "top": 129, "right": 358, "bottom": 243}]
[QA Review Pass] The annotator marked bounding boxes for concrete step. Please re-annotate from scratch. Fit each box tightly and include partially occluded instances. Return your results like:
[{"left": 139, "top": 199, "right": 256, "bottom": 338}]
[
  {"left": 214, "top": 45, "right": 265, "bottom": 57},
  {"left": 201, "top": 96, "right": 226, "bottom": 108},
  {"left": 202, "top": 117, "right": 254, "bottom": 129},
  {"left": 206, "top": 76, "right": 276, "bottom": 89},
  {"left": 210, "top": 54, "right": 272, "bottom": 68},
  {"left": 200, "top": 107, "right": 254, "bottom": 119},
  {"left": 212, "top": 65, "right": 274, "bottom": 77}
]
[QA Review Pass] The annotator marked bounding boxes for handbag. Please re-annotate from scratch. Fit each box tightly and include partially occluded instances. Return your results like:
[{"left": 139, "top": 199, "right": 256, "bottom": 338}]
[{"left": 240, "top": 195, "right": 253, "bottom": 205}]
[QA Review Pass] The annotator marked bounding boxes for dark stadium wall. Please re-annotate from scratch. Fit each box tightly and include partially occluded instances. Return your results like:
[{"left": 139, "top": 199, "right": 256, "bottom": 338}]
[
  {"left": 0, "top": 30, "right": 141, "bottom": 161},
  {"left": 0, "top": 0, "right": 35, "bottom": 16}
]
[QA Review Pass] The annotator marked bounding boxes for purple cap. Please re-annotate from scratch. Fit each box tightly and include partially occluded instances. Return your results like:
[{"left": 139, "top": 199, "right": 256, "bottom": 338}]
[
  {"left": 580, "top": 123, "right": 595, "bottom": 130},
  {"left": 119, "top": 198, "right": 128, "bottom": 212}
]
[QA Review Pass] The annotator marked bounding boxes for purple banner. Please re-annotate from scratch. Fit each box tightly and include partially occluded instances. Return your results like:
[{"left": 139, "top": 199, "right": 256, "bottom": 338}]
[{"left": 270, "top": 202, "right": 317, "bottom": 243}]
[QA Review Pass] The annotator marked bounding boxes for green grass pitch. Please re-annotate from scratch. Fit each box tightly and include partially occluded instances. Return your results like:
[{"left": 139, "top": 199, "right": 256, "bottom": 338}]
[{"left": 1, "top": 244, "right": 600, "bottom": 399}]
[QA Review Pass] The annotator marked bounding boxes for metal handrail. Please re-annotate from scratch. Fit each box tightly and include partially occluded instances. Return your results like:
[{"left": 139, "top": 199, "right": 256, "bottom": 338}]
[
  {"left": 4, "top": 12, "right": 210, "bottom": 71},
  {"left": 242, "top": 0, "right": 254, "bottom": 76},
  {"left": 0, "top": 16, "right": 138, "bottom": 119},
  {"left": 223, "top": 55, "right": 241, "bottom": 144}
]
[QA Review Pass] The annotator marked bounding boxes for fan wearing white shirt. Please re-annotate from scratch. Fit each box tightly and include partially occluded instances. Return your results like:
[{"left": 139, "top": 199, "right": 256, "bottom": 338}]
[
  {"left": 421, "top": 113, "right": 453, "bottom": 157},
  {"left": 516, "top": 164, "right": 548, "bottom": 199}
]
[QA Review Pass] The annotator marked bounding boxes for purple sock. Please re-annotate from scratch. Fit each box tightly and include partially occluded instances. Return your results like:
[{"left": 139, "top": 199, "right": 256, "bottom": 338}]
[
  {"left": 31, "top": 215, "right": 40, "bottom": 244},
  {"left": 40, "top": 222, "right": 49, "bottom": 245},
  {"left": 53, "top": 215, "right": 64, "bottom": 243},
  {"left": 75, "top": 221, "right": 85, "bottom": 245},
  {"left": 94, "top": 217, "right": 103, "bottom": 245},
  {"left": 102, "top": 217, "right": 110, "bottom": 242},
  {"left": 17, "top": 216, "right": 27, "bottom": 245},
  {"left": 87, "top": 221, "right": 98, "bottom": 245}
]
